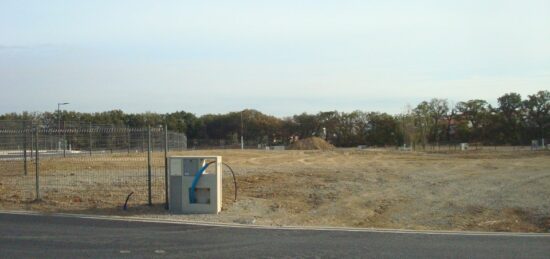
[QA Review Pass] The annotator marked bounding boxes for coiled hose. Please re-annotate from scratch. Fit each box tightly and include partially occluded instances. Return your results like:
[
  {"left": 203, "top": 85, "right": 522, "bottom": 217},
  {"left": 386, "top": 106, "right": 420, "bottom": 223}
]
[{"left": 223, "top": 162, "right": 238, "bottom": 202}]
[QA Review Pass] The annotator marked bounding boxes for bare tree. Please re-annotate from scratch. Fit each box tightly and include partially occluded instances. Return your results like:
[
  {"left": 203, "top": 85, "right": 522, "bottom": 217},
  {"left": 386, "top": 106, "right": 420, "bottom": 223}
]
[
  {"left": 414, "top": 102, "right": 432, "bottom": 150},
  {"left": 445, "top": 102, "right": 457, "bottom": 143},
  {"left": 456, "top": 99, "right": 490, "bottom": 142},
  {"left": 428, "top": 98, "right": 449, "bottom": 148},
  {"left": 523, "top": 90, "right": 550, "bottom": 144}
]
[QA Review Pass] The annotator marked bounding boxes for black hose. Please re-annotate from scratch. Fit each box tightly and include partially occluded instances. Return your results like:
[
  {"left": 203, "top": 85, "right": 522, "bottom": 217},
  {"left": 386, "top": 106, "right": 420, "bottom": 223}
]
[
  {"left": 123, "top": 192, "right": 134, "bottom": 211},
  {"left": 222, "top": 162, "right": 238, "bottom": 202}
]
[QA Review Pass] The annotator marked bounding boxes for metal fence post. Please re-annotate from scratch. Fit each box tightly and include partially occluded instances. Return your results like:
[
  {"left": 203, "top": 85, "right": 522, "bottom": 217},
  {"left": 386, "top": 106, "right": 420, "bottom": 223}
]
[
  {"left": 30, "top": 129, "right": 34, "bottom": 159},
  {"left": 63, "top": 126, "right": 66, "bottom": 158},
  {"left": 185, "top": 135, "right": 188, "bottom": 150},
  {"left": 147, "top": 125, "right": 152, "bottom": 206},
  {"left": 23, "top": 124, "right": 28, "bottom": 176},
  {"left": 127, "top": 127, "right": 131, "bottom": 154},
  {"left": 89, "top": 123, "right": 93, "bottom": 157},
  {"left": 141, "top": 131, "right": 144, "bottom": 153},
  {"left": 34, "top": 126, "right": 40, "bottom": 200},
  {"left": 110, "top": 129, "right": 114, "bottom": 154},
  {"left": 164, "top": 124, "right": 169, "bottom": 209}
]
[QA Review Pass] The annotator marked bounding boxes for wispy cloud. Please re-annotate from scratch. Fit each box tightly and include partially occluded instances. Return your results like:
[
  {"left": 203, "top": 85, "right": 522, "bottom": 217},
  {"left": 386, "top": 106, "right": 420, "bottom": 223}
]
[
  {"left": 0, "top": 44, "right": 56, "bottom": 50},
  {"left": 0, "top": 45, "right": 28, "bottom": 50}
]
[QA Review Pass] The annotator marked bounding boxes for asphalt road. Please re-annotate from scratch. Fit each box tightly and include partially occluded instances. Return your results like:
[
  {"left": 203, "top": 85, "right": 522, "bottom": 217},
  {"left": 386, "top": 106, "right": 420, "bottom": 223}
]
[{"left": 0, "top": 212, "right": 549, "bottom": 258}]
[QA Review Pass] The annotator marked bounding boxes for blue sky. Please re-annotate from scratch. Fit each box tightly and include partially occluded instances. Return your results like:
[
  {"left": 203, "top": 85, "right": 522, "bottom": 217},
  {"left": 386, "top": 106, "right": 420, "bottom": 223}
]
[{"left": 1, "top": 0, "right": 549, "bottom": 116}]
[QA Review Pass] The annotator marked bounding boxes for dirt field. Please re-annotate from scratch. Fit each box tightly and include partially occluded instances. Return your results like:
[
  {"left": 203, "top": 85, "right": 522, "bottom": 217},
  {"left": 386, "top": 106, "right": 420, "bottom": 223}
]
[{"left": 1, "top": 149, "right": 549, "bottom": 232}]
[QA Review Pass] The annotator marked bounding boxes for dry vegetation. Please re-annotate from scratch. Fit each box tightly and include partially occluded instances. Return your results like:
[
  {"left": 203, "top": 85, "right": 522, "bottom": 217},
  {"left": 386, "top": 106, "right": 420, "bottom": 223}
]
[
  {"left": 1, "top": 148, "right": 549, "bottom": 233},
  {"left": 287, "top": 137, "right": 335, "bottom": 150}
]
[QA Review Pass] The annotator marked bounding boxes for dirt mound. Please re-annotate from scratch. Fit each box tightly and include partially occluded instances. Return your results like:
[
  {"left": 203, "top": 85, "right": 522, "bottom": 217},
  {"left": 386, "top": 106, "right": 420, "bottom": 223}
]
[{"left": 287, "top": 137, "right": 335, "bottom": 150}]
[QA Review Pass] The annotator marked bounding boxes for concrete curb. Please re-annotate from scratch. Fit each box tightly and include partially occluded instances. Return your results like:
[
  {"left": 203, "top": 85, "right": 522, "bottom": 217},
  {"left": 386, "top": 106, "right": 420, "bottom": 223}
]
[{"left": 1, "top": 209, "right": 549, "bottom": 237}]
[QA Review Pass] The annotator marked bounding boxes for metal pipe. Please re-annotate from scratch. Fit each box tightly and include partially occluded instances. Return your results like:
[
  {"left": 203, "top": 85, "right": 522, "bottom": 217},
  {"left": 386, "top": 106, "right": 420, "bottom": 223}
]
[
  {"left": 35, "top": 127, "right": 40, "bottom": 200},
  {"left": 23, "top": 123, "right": 28, "bottom": 176},
  {"left": 89, "top": 122, "right": 92, "bottom": 157},
  {"left": 127, "top": 126, "right": 130, "bottom": 154},
  {"left": 147, "top": 125, "right": 152, "bottom": 206},
  {"left": 164, "top": 124, "right": 169, "bottom": 210}
]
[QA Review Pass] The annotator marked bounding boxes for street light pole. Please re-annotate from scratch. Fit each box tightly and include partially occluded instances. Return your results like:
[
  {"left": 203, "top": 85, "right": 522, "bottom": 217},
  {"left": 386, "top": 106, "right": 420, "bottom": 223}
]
[
  {"left": 240, "top": 110, "right": 244, "bottom": 150},
  {"left": 57, "top": 102, "right": 69, "bottom": 155}
]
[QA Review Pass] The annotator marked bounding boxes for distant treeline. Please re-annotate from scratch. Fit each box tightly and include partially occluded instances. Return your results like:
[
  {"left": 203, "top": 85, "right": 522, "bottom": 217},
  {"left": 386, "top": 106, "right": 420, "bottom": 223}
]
[{"left": 1, "top": 90, "right": 548, "bottom": 147}]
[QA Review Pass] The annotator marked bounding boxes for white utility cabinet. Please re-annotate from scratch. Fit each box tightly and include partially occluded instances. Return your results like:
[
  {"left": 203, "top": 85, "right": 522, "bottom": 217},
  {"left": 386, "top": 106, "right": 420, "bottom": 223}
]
[{"left": 168, "top": 156, "right": 222, "bottom": 214}]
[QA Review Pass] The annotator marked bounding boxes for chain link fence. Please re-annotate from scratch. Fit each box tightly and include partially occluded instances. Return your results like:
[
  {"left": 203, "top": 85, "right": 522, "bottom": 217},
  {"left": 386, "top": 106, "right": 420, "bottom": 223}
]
[
  {"left": 392, "top": 141, "right": 539, "bottom": 152},
  {"left": 0, "top": 121, "right": 186, "bottom": 210},
  {"left": 187, "top": 138, "right": 271, "bottom": 150}
]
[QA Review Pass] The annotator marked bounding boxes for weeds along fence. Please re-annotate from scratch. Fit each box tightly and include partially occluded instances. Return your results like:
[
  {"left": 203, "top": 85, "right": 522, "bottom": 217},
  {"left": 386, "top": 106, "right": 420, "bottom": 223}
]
[{"left": 0, "top": 122, "right": 187, "bottom": 209}]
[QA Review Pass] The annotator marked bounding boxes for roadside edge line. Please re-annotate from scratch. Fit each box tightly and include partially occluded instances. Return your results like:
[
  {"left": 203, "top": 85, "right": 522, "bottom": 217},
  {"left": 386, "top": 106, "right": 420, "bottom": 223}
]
[{"left": 1, "top": 209, "right": 549, "bottom": 237}]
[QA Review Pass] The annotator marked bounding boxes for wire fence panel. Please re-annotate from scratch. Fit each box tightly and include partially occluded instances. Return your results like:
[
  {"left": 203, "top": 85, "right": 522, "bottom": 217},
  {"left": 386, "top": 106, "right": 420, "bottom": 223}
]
[
  {"left": 0, "top": 121, "right": 186, "bottom": 210},
  {"left": 0, "top": 128, "right": 36, "bottom": 202},
  {"left": 35, "top": 154, "right": 167, "bottom": 208},
  {"left": 188, "top": 138, "right": 266, "bottom": 150}
]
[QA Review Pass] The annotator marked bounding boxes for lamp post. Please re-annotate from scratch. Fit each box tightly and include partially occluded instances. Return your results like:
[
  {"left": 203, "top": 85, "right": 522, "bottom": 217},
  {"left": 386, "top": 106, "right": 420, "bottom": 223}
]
[
  {"left": 240, "top": 110, "right": 244, "bottom": 150},
  {"left": 57, "top": 102, "right": 69, "bottom": 155}
]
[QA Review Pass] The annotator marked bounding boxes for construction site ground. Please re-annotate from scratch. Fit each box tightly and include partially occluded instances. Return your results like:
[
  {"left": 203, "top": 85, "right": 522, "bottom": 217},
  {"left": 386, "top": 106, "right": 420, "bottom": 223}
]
[{"left": 1, "top": 148, "right": 549, "bottom": 233}]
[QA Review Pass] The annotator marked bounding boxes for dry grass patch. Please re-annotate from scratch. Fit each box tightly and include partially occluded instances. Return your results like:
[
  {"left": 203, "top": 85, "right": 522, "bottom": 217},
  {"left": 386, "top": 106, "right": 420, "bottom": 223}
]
[{"left": 1, "top": 149, "right": 549, "bottom": 232}]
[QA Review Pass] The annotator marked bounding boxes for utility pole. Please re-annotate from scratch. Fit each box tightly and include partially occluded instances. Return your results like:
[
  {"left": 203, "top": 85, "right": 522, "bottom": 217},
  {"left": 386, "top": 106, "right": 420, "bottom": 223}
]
[
  {"left": 240, "top": 110, "right": 244, "bottom": 150},
  {"left": 57, "top": 102, "right": 69, "bottom": 156}
]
